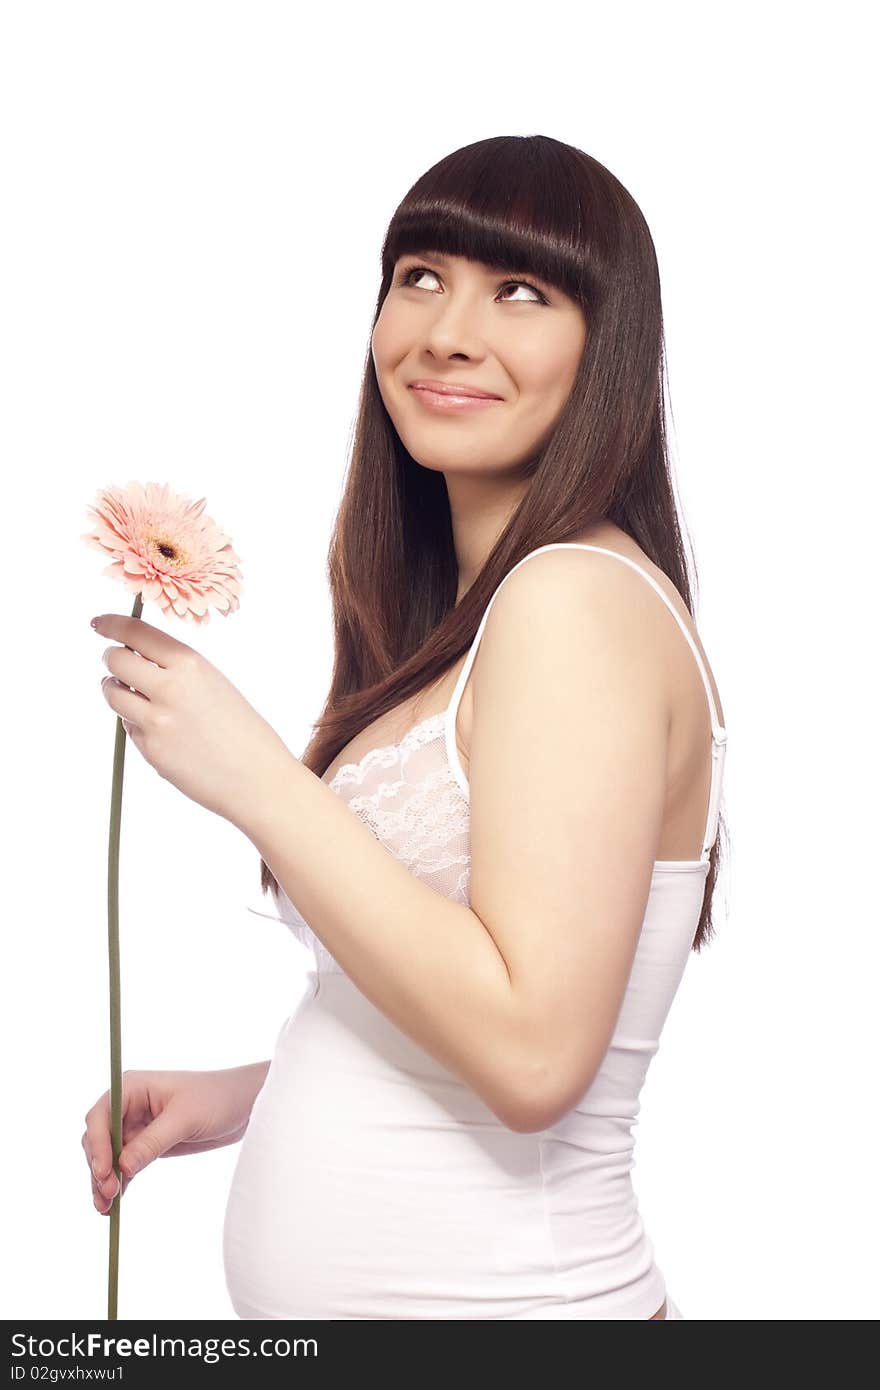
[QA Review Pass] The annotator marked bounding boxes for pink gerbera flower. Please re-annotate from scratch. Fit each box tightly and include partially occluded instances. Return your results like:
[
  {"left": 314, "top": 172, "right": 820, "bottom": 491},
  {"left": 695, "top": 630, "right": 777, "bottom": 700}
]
[
  {"left": 81, "top": 480, "right": 243, "bottom": 624},
  {"left": 82, "top": 479, "right": 244, "bottom": 1317}
]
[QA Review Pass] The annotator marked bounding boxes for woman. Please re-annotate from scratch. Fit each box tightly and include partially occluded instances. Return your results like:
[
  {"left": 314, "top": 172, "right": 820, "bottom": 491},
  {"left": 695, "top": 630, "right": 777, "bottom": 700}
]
[{"left": 83, "top": 134, "right": 727, "bottom": 1319}]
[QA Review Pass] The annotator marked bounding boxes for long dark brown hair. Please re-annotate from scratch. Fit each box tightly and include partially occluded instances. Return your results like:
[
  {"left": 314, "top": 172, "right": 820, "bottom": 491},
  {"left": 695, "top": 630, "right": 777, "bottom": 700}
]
[{"left": 258, "top": 133, "right": 728, "bottom": 951}]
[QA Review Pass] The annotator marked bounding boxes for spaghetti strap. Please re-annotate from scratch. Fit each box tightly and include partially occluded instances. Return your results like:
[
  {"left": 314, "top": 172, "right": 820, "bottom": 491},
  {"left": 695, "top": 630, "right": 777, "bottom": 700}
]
[{"left": 443, "top": 542, "right": 727, "bottom": 861}]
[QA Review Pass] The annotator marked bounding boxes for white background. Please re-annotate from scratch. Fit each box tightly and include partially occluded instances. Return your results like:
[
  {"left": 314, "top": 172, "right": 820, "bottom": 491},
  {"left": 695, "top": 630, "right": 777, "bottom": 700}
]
[{"left": 2, "top": 1, "right": 876, "bottom": 1321}]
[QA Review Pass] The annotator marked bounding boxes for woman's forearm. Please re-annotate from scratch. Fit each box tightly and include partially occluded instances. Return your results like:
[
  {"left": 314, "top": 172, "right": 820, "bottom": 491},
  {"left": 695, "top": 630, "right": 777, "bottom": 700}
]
[{"left": 234, "top": 751, "right": 539, "bottom": 1130}]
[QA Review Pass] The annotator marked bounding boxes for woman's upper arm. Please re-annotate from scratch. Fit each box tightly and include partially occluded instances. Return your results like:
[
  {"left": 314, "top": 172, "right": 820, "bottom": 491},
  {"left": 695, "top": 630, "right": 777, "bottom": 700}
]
[{"left": 467, "top": 549, "right": 672, "bottom": 1132}]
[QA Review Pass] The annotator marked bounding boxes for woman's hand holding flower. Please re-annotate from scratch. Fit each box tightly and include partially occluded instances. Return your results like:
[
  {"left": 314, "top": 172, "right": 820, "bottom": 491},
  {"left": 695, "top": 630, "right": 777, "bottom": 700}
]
[{"left": 92, "top": 612, "right": 293, "bottom": 829}]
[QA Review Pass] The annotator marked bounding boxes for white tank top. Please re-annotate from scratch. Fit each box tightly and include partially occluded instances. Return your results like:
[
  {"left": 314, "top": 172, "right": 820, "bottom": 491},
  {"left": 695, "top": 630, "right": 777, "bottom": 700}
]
[{"left": 230, "top": 543, "right": 728, "bottom": 1319}]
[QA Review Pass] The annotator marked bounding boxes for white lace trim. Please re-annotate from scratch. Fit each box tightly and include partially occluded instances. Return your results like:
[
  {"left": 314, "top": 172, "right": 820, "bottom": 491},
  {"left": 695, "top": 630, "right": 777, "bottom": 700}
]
[{"left": 327, "top": 712, "right": 445, "bottom": 792}]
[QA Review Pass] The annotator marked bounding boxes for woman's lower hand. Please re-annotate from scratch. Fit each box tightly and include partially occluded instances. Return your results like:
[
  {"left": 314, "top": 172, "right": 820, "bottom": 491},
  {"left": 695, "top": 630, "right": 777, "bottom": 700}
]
[{"left": 82, "top": 1063, "right": 271, "bottom": 1213}]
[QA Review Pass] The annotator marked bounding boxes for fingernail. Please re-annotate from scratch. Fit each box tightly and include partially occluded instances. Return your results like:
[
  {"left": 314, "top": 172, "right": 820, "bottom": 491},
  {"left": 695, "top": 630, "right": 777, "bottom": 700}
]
[
  {"left": 102, "top": 1175, "right": 119, "bottom": 1197},
  {"left": 90, "top": 617, "right": 100, "bottom": 629}
]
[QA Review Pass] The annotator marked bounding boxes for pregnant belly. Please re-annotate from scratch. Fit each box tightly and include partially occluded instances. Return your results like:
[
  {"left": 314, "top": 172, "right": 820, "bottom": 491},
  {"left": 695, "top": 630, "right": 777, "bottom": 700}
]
[
  {"left": 222, "top": 972, "right": 555, "bottom": 1319},
  {"left": 222, "top": 972, "right": 662, "bottom": 1320}
]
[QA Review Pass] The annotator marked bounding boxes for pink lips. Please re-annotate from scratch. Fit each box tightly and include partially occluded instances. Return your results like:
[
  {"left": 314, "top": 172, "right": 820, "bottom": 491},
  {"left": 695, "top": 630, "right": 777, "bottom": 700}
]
[{"left": 408, "top": 380, "right": 503, "bottom": 413}]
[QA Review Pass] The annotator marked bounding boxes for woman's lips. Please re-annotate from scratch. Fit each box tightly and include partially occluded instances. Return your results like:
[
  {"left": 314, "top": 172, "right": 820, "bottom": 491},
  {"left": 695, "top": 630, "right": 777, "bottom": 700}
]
[{"left": 408, "top": 385, "right": 503, "bottom": 412}]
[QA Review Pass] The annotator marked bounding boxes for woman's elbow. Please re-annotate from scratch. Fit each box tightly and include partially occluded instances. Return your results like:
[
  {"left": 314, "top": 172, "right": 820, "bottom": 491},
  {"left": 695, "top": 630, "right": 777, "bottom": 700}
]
[{"left": 490, "top": 1057, "right": 586, "bottom": 1134}]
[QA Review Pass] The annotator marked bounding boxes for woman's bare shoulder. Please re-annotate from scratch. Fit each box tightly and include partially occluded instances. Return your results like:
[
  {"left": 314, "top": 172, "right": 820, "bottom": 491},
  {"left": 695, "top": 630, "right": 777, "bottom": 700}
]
[{"left": 561, "top": 523, "right": 725, "bottom": 728}]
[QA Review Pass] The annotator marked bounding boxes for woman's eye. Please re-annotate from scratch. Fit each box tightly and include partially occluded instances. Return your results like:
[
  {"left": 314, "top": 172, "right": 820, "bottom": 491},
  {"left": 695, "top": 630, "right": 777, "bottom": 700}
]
[
  {"left": 397, "top": 265, "right": 546, "bottom": 304},
  {"left": 399, "top": 266, "right": 439, "bottom": 291},
  {"left": 498, "top": 281, "right": 543, "bottom": 303}
]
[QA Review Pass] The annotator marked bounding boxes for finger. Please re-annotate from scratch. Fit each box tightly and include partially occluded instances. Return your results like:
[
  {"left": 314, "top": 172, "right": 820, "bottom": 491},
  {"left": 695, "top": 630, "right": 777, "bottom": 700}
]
[
  {"left": 93, "top": 1173, "right": 120, "bottom": 1209},
  {"left": 84, "top": 1095, "right": 111, "bottom": 1173},
  {"left": 83, "top": 1094, "right": 124, "bottom": 1192},
  {"left": 91, "top": 614, "right": 186, "bottom": 669},
  {"left": 102, "top": 644, "right": 162, "bottom": 699},
  {"left": 101, "top": 675, "right": 151, "bottom": 722},
  {"left": 83, "top": 1130, "right": 121, "bottom": 1208}
]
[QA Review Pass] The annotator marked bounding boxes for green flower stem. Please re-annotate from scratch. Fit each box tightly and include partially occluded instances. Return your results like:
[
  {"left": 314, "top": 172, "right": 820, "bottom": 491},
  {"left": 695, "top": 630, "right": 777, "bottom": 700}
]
[{"left": 106, "top": 589, "right": 143, "bottom": 1320}]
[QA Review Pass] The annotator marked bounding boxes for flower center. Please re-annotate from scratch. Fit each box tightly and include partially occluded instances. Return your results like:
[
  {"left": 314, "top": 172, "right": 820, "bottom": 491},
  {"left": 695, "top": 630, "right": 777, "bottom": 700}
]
[{"left": 151, "top": 536, "right": 187, "bottom": 568}]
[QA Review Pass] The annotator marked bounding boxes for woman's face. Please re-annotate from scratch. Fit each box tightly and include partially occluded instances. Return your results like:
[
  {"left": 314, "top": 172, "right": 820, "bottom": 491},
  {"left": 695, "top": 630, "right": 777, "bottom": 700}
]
[{"left": 371, "top": 250, "right": 587, "bottom": 478}]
